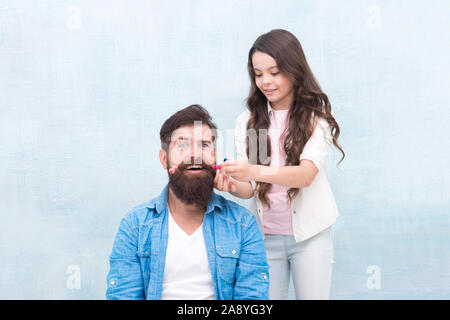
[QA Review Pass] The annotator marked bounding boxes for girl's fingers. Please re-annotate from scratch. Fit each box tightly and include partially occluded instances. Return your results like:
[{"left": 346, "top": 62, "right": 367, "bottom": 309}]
[
  {"left": 219, "top": 172, "right": 224, "bottom": 187},
  {"left": 221, "top": 173, "right": 229, "bottom": 192},
  {"left": 220, "top": 159, "right": 237, "bottom": 167},
  {"left": 215, "top": 171, "right": 237, "bottom": 193},
  {"left": 215, "top": 171, "right": 222, "bottom": 189},
  {"left": 228, "top": 180, "right": 236, "bottom": 193},
  {"left": 221, "top": 166, "right": 241, "bottom": 176},
  {"left": 214, "top": 171, "right": 220, "bottom": 186}
]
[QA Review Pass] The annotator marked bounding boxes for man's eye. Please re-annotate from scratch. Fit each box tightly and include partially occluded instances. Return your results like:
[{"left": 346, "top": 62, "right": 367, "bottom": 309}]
[{"left": 202, "top": 143, "right": 211, "bottom": 149}]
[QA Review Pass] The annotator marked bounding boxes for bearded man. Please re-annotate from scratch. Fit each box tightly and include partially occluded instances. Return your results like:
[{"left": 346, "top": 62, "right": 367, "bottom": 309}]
[{"left": 106, "top": 105, "right": 269, "bottom": 300}]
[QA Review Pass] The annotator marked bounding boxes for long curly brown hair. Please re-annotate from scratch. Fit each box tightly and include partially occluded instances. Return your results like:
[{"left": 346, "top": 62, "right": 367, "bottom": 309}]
[{"left": 245, "top": 29, "right": 345, "bottom": 208}]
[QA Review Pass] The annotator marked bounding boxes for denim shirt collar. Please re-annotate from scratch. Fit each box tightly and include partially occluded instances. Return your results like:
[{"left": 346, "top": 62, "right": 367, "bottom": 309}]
[{"left": 146, "top": 184, "right": 223, "bottom": 215}]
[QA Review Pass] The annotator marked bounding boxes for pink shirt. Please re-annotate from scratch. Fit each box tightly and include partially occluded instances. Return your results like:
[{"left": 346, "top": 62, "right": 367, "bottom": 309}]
[{"left": 263, "top": 108, "right": 293, "bottom": 235}]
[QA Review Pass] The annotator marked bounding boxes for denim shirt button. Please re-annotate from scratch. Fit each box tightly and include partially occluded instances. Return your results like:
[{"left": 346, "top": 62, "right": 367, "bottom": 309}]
[
  {"left": 232, "top": 250, "right": 236, "bottom": 255},
  {"left": 263, "top": 274, "right": 267, "bottom": 280},
  {"left": 110, "top": 280, "right": 116, "bottom": 286}
]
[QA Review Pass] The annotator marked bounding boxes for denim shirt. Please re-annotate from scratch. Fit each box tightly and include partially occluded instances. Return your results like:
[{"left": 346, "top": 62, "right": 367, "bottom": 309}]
[{"left": 106, "top": 184, "right": 270, "bottom": 300}]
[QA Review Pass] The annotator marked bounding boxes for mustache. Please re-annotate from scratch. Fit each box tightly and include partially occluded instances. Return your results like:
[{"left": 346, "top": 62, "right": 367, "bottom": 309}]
[
  {"left": 177, "top": 163, "right": 214, "bottom": 171},
  {"left": 171, "top": 158, "right": 216, "bottom": 172}
]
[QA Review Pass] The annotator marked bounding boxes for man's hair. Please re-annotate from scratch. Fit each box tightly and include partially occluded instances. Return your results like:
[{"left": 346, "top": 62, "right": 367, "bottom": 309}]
[{"left": 159, "top": 104, "right": 218, "bottom": 152}]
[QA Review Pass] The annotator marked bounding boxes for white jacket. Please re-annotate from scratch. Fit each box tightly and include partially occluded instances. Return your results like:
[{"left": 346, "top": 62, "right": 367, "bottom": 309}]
[{"left": 234, "top": 102, "right": 339, "bottom": 242}]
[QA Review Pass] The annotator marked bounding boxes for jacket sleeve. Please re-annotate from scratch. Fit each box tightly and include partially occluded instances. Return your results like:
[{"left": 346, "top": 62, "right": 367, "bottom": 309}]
[
  {"left": 299, "top": 116, "right": 333, "bottom": 173},
  {"left": 106, "top": 215, "right": 145, "bottom": 300},
  {"left": 233, "top": 214, "right": 270, "bottom": 300}
]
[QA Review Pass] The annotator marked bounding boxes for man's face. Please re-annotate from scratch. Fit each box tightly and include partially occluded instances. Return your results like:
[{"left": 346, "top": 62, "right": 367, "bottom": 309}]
[
  {"left": 160, "top": 124, "right": 217, "bottom": 208},
  {"left": 166, "top": 124, "right": 216, "bottom": 168}
]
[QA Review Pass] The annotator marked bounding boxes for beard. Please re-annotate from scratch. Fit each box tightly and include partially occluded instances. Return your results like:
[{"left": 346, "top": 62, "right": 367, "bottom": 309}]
[{"left": 168, "top": 158, "right": 217, "bottom": 208}]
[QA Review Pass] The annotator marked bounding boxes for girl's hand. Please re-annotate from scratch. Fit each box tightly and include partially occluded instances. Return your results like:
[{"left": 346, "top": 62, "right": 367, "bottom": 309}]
[
  {"left": 220, "top": 159, "right": 257, "bottom": 182},
  {"left": 214, "top": 169, "right": 237, "bottom": 193}
]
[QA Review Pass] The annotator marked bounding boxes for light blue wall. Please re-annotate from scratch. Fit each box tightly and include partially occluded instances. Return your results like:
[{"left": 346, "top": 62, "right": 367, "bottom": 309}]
[{"left": 0, "top": 0, "right": 448, "bottom": 299}]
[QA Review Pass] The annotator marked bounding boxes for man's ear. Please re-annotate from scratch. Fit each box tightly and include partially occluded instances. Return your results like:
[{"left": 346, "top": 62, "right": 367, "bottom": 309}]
[{"left": 159, "top": 149, "right": 168, "bottom": 170}]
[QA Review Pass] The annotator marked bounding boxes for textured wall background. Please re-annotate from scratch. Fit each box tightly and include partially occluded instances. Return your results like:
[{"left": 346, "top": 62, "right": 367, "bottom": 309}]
[{"left": 0, "top": 0, "right": 449, "bottom": 299}]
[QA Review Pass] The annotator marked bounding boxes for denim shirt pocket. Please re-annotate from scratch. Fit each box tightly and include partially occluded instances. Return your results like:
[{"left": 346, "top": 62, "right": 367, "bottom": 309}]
[
  {"left": 135, "top": 245, "right": 151, "bottom": 298},
  {"left": 216, "top": 243, "right": 240, "bottom": 284},
  {"left": 136, "top": 218, "right": 154, "bottom": 273},
  {"left": 137, "top": 246, "right": 152, "bottom": 276}
]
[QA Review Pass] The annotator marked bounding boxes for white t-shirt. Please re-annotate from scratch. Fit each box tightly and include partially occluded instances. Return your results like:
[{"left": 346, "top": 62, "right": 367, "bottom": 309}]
[{"left": 160, "top": 209, "right": 216, "bottom": 300}]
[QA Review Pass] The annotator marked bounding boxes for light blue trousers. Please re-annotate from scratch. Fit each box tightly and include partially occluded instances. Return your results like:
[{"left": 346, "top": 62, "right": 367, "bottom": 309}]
[{"left": 263, "top": 227, "right": 334, "bottom": 300}]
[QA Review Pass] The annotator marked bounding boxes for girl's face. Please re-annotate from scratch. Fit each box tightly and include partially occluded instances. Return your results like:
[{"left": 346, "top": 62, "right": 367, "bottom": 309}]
[{"left": 252, "top": 51, "right": 295, "bottom": 110}]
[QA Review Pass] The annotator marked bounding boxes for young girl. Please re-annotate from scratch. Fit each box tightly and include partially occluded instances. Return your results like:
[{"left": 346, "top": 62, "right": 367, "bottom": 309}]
[{"left": 215, "top": 29, "right": 345, "bottom": 300}]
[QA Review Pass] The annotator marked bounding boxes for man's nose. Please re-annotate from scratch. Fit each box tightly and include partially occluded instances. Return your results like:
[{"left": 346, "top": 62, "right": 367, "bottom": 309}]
[{"left": 190, "top": 144, "right": 203, "bottom": 164}]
